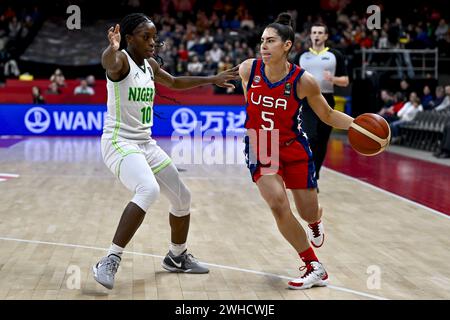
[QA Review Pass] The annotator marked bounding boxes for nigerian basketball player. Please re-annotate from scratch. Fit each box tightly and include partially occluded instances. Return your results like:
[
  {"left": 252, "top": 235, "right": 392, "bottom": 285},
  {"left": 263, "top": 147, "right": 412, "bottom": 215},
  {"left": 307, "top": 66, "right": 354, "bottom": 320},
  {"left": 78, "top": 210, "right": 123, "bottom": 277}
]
[{"left": 93, "top": 13, "right": 239, "bottom": 289}]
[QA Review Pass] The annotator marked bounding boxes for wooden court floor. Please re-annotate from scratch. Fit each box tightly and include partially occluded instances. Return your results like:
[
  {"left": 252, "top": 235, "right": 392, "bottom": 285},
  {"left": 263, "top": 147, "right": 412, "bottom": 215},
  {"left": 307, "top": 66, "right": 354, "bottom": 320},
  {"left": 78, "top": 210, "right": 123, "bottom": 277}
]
[{"left": 1, "top": 137, "right": 450, "bottom": 300}]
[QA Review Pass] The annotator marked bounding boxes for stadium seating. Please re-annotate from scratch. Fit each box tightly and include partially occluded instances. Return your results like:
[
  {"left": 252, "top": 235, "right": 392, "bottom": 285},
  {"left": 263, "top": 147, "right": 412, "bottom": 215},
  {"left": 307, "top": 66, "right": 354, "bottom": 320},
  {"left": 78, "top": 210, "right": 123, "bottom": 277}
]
[{"left": 399, "top": 110, "right": 450, "bottom": 152}]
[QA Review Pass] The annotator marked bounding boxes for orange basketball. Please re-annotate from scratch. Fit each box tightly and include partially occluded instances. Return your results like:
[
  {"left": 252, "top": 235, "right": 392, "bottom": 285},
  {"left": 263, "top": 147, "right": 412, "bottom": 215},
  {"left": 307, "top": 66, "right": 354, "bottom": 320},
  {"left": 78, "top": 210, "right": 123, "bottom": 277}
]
[{"left": 348, "top": 113, "right": 391, "bottom": 156}]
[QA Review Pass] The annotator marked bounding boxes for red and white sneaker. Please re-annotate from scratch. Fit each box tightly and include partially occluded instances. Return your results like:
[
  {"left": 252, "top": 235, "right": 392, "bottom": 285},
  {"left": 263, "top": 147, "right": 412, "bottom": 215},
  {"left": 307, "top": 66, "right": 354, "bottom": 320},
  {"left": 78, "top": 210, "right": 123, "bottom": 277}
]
[
  {"left": 307, "top": 220, "right": 325, "bottom": 248},
  {"left": 288, "top": 261, "right": 329, "bottom": 290}
]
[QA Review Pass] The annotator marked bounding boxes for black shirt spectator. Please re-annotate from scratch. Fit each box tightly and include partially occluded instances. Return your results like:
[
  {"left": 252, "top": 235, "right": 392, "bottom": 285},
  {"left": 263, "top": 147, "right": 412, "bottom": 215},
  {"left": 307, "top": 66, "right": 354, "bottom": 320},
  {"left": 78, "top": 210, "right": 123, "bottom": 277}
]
[{"left": 32, "top": 86, "right": 45, "bottom": 104}]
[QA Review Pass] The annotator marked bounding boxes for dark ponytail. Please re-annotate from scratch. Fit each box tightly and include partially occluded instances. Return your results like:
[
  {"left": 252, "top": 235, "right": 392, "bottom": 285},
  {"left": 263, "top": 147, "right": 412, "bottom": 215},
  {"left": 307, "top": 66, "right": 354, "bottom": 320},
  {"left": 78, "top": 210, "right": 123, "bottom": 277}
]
[{"left": 266, "top": 12, "right": 296, "bottom": 52}]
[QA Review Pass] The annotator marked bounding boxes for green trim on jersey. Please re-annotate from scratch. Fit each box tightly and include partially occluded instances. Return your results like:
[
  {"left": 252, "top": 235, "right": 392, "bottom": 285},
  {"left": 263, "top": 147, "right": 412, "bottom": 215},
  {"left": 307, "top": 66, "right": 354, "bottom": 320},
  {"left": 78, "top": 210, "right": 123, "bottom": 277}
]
[
  {"left": 115, "top": 150, "right": 143, "bottom": 179},
  {"left": 115, "top": 158, "right": 124, "bottom": 179},
  {"left": 112, "top": 82, "right": 125, "bottom": 155},
  {"left": 152, "top": 158, "right": 172, "bottom": 174}
]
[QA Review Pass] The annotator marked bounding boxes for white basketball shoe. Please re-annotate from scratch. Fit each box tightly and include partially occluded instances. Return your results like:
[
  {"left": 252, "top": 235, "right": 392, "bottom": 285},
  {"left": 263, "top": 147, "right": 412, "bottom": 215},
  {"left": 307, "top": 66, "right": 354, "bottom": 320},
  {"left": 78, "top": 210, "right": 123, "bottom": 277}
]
[{"left": 288, "top": 261, "right": 329, "bottom": 290}]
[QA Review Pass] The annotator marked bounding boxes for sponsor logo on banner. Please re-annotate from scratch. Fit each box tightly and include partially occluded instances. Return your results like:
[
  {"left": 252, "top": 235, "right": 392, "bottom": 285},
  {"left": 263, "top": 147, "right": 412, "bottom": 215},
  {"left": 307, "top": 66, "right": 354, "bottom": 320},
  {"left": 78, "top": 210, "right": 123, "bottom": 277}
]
[
  {"left": 171, "top": 108, "right": 198, "bottom": 134},
  {"left": 24, "top": 107, "right": 51, "bottom": 133},
  {"left": 171, "top": 107, "right": 246, "bottom": 134},
  {"left": 1, "top": 104, "right": 247, "bottom": 136},
  {"left": 23, "top": 107, "right": 106, "bottom": 134}
]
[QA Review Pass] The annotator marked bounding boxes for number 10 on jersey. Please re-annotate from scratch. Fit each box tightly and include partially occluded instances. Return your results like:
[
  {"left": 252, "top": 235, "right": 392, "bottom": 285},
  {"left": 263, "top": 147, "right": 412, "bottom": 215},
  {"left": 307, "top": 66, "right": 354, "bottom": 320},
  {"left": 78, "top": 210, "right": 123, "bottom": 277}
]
[{"left": 140, "top": 106, "right": 153, "bottom": 125}]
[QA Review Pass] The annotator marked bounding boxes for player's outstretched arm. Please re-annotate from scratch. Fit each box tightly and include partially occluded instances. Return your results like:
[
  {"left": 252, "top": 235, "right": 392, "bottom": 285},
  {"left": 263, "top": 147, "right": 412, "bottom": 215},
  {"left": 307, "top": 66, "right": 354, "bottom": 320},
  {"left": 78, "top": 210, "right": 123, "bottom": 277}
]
[
  {"left": 239, "top": 59, "right": 254, "bottom": 101},
  {"left": 102, "top": 24, "right": 128, "bottom": 78},
  {"left": 148, "top": 58, "right": 240, "bottom": 90},
  {"left": 299, "top": 71, "right": 353, "bottom": 130}
]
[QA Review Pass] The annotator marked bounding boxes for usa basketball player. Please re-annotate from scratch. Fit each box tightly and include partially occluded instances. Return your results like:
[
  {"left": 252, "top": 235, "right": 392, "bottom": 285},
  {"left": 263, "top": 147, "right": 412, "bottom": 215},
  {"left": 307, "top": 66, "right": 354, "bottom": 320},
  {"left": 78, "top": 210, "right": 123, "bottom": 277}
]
[{"left": 239, "top": 13, "right": 354, "bottom": 289}]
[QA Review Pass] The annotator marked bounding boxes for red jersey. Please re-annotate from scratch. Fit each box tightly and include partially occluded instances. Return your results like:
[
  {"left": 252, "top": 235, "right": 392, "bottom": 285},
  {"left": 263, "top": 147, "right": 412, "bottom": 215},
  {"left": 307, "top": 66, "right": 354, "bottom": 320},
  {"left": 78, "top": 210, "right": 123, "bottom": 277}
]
[
  {"left": 244, "top": 59, "right": 305, "bottom": 144},
  {"left": 243, "top": 59, "right": 316, "bottom": 188}
]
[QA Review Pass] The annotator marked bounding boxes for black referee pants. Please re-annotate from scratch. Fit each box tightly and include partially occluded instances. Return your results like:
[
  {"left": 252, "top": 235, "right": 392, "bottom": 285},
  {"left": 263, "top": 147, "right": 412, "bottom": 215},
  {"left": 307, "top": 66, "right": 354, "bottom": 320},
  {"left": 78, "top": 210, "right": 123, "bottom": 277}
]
[{"left": 301, "top": 93, "right": 335, "bottom": 180}]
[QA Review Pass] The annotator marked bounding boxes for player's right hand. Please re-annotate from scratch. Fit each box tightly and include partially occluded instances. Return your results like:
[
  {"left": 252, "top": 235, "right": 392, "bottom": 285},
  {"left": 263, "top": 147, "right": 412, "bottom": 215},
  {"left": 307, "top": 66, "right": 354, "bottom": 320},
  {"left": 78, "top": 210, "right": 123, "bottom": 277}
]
[{"left": 108, "top": 24, "right": 121, "bottom": 51}]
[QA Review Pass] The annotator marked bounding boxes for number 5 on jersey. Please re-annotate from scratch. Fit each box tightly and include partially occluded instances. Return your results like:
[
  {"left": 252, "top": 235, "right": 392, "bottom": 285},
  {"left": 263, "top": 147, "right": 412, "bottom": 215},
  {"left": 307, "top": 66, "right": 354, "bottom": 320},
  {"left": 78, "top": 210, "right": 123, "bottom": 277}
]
[
  {"left": 140, "top": 106, "right": 153, "bottom": 125},
  {"left": 261, "top": 111, "right": 274, "bottom": 130}
]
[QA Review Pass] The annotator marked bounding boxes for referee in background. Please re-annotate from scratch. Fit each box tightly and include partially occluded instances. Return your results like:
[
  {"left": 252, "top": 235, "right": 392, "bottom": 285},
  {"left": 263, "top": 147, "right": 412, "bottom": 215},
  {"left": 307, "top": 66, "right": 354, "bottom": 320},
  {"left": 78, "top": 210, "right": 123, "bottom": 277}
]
[{"left": 294, "top": 22, "right": 349, "bottom": 181}]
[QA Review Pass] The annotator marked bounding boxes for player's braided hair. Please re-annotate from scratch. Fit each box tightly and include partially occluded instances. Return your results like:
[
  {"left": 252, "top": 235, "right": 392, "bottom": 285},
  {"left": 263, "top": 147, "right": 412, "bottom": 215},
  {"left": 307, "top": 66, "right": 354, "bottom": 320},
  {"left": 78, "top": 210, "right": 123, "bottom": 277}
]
[{"left": 119, "top": 13, "right": 165, "bottom": 66}]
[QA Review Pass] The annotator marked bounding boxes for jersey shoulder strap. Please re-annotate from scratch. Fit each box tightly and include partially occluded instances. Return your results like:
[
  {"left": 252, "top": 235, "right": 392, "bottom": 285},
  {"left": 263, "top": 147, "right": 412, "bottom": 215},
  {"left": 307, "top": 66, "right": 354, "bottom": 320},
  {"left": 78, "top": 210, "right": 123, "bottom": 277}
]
[{"left": 246, "top": 59, "right": 260, "bottom": 91}]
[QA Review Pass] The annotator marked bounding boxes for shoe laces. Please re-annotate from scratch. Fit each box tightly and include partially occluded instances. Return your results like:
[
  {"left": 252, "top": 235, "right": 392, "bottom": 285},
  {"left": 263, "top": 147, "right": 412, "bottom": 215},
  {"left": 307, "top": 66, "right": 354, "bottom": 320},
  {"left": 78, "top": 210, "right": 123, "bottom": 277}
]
[
  {"left": 309, "top": 222, "right": 321, "bottom": 238},
  {"left": 299, "top": 263, "right": 315, "bottom": 279},
  {"left": 185, "top": 253, "right": 198, "bottom": 264},
  {"left": 105, "top": 258, "right": 119, "bottom": 274}
]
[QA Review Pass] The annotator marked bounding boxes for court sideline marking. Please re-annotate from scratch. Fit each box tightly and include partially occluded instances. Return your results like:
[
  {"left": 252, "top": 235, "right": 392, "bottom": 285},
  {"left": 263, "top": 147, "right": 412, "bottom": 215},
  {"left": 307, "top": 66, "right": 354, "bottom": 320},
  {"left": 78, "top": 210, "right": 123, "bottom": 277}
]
[
  {"left": 0, "top": 236, "right": 388, "bottom": 300},
  {"left": 0, "top": 173, "right": 20, "bottom": 182},
  {"left": 324, "top": 167, "right": 450, "bottom": 220}
]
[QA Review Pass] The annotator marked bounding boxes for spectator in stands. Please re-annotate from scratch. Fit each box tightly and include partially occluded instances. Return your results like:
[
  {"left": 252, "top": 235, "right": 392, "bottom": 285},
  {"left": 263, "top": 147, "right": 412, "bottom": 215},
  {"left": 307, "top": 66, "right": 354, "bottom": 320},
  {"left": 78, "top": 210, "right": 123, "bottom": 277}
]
[
  {"left": 189, "top": 35, "right": 207, "bottom": 56},
  {"left": 3, "top": 56, "right": 20, "bottom": 78},
  {"left": 177, "top": 43, "right": 189, "bottom": 63},
  {"left": 399, "top": 79, "right": 411, "bottom": 97},
  {"left": 0, "top": 14, "right": 8, "bottom": 39},
  {"left": 435, "top": 85, "right": 450, "bottom": 112},
  {"left": 86, "top": 75, "right": 96, "bottom": 88},
  {"left": 428, "top": 86, "right": 445, "bottom": 110},
  {"left": 30, "top": 6, "right": 41, "bottom": 24},
  {"left": 435, "top": 19, "right": 448, "bottom": 42},
  {"left": 229, "top": 15, "right": 241, "bottom": 30},
  {"left": 50, "top": 68, "right": 66, "bottom": 87},
  {"left": 377, "top": 89, "right": 394, "bottom": 116},
  {"left": 20, "top": 15, "right": 33, "bottom": 39},
  {"left": 377, "top": 30, "right": 389, "bottom": 48},
  {"left": 209, "top": 43, "right": 224, "bottom": 64},
  {"left": 74, "top": 79, "right": 95, "bottom": 95},
  {"left": 173, "top": 0, "right": 193, "bottom": 13},
  {"left": 390, "top": 92, "right": 407, "bottom": 119},
  {"left": 160, "top": 45, "right": 177, "bottom": 74},
  {"left": 217, "top": 55, "right": 233, "bottom": 73},
  {"left": 378, "top": 90, "right": 407, "bottom": 123},
  {"left": 3, "top": 6, "right": 16, "bottom": 20},
  {"left": 8, "top": 16, "right": 21, "bottom": 40},
  {"left": 32, "top": 86, "right": 45, "bottom": 104},
  {"left": 241, "top": 10, "right": 255, "bottom": 29},
  {"left": 202, "top": 54, "right": 217, "bottom": 76},
  {"left": 187, "top": 55, "right": 203, "bottom": 76},
  {"left": 213, "top": 28, "right": 225, "bottom": 45},
  {"left": 421, "top": 85, "right": 433, "bottom": 109},
  {"left": 390, "top": 93, "right": 423, "bottom": 142},
  {"left": 46, "top": 82, "right": 61, "bottom": 95}
]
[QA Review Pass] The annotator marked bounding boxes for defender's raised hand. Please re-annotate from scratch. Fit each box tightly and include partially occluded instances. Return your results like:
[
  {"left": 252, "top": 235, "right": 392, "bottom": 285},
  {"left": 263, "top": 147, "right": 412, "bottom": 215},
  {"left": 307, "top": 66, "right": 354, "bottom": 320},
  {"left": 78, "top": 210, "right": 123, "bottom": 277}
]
[
  {"left": 108, "top": 24, "right": 121, "bottom": 51},
  {"left": 213, "top": 65, "right": 240, "bottom": 89}
]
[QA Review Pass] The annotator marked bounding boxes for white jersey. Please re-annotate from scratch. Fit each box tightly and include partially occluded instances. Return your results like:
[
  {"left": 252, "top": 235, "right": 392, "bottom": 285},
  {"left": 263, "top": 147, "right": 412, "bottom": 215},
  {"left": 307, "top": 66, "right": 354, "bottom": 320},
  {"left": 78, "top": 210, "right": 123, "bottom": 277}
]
[{"left": 103, "top": 49, "right": 156, "bottom": 143}]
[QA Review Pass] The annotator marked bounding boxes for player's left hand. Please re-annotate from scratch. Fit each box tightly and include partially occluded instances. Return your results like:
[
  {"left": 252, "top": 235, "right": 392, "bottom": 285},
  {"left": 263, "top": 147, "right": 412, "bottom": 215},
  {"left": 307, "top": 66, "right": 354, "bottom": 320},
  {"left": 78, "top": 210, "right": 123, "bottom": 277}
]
[{"left": 213, "top": 65, "right": 240, "bottom": 89}]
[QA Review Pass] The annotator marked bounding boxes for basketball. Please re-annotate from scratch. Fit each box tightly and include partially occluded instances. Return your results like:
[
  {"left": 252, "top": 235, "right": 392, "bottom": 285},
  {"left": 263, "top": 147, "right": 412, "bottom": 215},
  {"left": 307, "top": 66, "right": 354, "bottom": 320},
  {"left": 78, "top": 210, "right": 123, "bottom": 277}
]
[{"left": 348, "top": 113, "right": 391, "bottom": 156}]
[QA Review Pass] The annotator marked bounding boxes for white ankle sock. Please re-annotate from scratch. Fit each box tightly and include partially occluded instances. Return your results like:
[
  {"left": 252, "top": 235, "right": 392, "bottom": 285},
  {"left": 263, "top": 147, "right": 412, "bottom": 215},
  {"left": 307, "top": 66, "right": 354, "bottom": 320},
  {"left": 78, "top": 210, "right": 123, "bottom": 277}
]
[
  {"left": 169, "top": 242, "right": 187, "bottom": 256},
  {"left": 108, "top": 243, "right": 124, "bottom": 259}
]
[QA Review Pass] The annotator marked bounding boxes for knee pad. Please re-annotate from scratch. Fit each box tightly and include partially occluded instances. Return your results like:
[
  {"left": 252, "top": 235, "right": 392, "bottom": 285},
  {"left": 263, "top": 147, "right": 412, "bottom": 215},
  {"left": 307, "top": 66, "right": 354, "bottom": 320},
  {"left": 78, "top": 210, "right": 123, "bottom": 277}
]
[
  {"left": 132, "top": 179, "right": 160, "bottom": 212},
  {"left": 169, "top": 184, "right": 191, "bottom": 217}
]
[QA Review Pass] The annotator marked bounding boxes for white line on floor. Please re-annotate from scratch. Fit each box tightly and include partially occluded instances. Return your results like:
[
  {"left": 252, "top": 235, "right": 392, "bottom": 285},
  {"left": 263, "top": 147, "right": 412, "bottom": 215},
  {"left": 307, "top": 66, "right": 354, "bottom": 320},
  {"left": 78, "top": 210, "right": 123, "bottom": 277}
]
[
  {"left": 0, "top": 236, "right": 388, "bottom": 300},
  {"left": 0, "top": 173, "right": 20, "bottom": 178}
]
